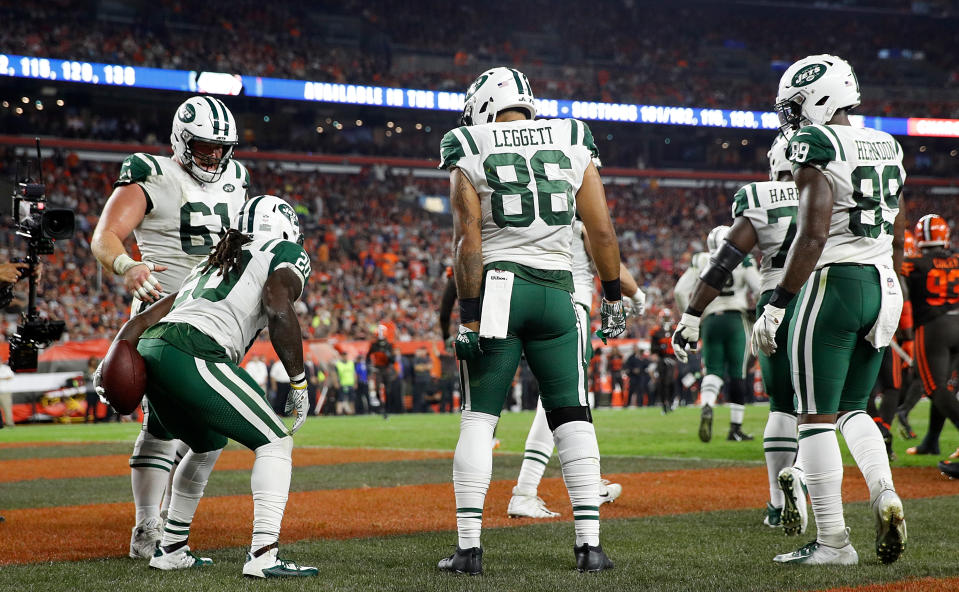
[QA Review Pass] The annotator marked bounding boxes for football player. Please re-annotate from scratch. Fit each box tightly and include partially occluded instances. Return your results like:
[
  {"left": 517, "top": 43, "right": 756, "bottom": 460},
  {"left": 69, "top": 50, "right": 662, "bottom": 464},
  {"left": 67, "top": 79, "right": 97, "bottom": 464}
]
[
  {"left": 755, "top": 55, "right": 907, "bottom": 565},
  {"left": 672, "top": 135, "right": 808, "bottom": 533},
  {"left": 437, "top": 67, "right": 625, "bottom": 574},
  {"left": 91, "top": 96, "right": 250, "bottom": 559},
  {"left": 98, "top": 195, "right": 316, "bottom": 577},
  {"left": 674, "top": 225, "right": 760, "bottom": 442},
  {"left": 900, "top": 215, "right": 959, "bottom": 459},
  {"left": 507, "top": 219, "right": 644, "bottom": 519}
]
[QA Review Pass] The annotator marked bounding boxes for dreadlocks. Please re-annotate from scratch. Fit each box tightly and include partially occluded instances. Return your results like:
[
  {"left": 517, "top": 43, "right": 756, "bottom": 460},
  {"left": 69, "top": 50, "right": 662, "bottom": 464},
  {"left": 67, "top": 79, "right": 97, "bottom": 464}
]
[{"left": 203, "top": 228, "right": 251, "bottom": 279}]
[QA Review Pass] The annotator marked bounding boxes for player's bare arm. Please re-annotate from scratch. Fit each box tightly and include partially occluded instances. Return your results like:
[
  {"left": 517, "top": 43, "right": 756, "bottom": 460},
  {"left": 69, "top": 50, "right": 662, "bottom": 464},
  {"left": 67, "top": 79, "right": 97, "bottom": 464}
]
[
  {"left": 581, "top": 227, "right": 640, "bottom": 298},
  {"left": 450, "top": 168, "right": 483, "bottom": 333},
  {"left": 262, "top": 268, "right": 305, "bottom": 379},
  {"left": 92, "top": 183, "right": 168, "bottom": 301},
  {"left": 113, "top": 293, "right": 177, "bottom": 344},
  {"left": 779, "top": 166, "right": 833, "bottom": 294},
  {"left": 575, "top": 162, "right": 620, "bottom": 285},
  {"left": 688, "top": 216, "right": 759, "bottom": 313}
]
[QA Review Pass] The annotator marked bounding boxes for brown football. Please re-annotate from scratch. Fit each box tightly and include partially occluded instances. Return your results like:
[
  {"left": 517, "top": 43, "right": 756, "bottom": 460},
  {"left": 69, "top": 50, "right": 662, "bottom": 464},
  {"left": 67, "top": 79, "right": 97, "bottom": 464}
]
[{"left": 101, "top": 339, "right": 147, "bottom": 415}]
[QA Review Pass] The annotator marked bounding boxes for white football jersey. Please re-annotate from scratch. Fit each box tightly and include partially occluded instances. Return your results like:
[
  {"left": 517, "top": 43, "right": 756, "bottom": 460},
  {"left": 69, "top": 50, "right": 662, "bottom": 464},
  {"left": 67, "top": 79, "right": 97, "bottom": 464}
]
[
  {"left": 787, "top": 124, "right": 905, "bottom": 267},
  {"left": 570, "top": 219, "right": 594, "bottom": 308},
  {"left": 158, "top": 238, "right": 311, "bottom": 364},
  {"left": 115, "top": 153, "right": 250, "bottom": 297},
  {"left": 676, "top": 252, "right": 759, "bottom": 317},
  {"left": 731, "top": 180, "right": 799, "bottom": 293},
  {"left": 439, "top": 118, "right": 598, "bottom": 276}
]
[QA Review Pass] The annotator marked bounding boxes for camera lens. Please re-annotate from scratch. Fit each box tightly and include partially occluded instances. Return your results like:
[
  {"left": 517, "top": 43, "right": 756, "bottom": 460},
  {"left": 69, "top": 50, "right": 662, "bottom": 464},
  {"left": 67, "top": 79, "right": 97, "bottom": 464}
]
[{"left": 41, "top": 209, "right": 76, "bottom": 240}]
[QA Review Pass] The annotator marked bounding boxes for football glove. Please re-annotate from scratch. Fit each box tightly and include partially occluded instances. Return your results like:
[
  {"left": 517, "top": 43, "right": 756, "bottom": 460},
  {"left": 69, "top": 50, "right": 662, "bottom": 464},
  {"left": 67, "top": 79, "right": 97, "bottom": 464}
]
[
  {"left": 596, "top": 299, "right": 627, "bottom": 344},
  {"left": 454, "top": 325, "right": 482, "bottom": 361},
  {"left": 624, "top": 289, "right": 647, "bottom": 318},
  {"left": 751, "top": 303, "right": 787, "bottom": 356},
  {"left": 671, "top": 313, "right": 701, "bottom": 364},
  {"left": 285, "top": 376, "right": 310, "bottom": 435},
  {"left": 92, "top": 360, "right": 108, "bottom": 403}
]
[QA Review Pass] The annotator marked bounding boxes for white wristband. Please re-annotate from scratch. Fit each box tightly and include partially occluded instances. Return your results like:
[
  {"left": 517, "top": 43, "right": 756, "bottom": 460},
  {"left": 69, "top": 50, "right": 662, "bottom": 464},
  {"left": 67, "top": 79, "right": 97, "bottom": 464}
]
[
  {"left": 289, "top": 372, "right": 307, "bottom": 385},
  {"left": 112, "top": 254, "right": 139, "bottom": 275}
]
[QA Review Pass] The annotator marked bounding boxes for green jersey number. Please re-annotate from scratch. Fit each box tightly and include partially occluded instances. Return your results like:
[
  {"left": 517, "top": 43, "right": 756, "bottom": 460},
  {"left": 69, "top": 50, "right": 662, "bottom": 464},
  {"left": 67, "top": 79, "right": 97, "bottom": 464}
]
[
  {"left": 174, "top": 251, "right": 251, "bottom": 306},
  {"left": 180, "top": 202, "right": 231, "bottom": 255},
  {"left": 849, "top": 165, "right": 902, "bottom": 238},
  {"left": 484, "top": 150, "right": 574, "bottom": 228},
  {"left": 767, "top": 206, "right": 798, "bottom": 269}
]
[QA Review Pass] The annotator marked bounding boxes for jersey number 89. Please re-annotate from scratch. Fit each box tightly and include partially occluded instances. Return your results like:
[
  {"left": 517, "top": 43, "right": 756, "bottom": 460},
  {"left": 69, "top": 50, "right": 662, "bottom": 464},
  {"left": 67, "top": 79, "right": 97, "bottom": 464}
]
[{"left": 484, "top": 150, "right": 574, "bottom": 228}]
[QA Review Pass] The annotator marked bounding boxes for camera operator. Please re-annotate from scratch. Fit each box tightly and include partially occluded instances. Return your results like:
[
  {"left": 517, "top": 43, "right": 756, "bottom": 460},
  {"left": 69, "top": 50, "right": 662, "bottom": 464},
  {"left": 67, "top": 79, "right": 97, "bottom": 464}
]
[{"left": 0, "top": 261, "right": 29, "bottom": 284}]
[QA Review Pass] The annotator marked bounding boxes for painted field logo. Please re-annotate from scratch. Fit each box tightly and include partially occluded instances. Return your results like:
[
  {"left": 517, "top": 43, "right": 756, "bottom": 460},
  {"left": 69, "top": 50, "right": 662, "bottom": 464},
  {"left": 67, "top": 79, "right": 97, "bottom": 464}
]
[
  {"left": 178, "top": 103, "right": 196, "bottom": 123},
  {"left": 792, "top": 64, "right": 826, "bottom": 87}
]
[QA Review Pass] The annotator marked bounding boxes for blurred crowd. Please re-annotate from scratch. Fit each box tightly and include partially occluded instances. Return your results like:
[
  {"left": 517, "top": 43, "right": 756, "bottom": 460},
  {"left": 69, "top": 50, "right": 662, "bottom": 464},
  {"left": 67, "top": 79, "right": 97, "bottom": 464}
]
[{"left": 3, "top": 0, "right": 959, "bottom": 118}]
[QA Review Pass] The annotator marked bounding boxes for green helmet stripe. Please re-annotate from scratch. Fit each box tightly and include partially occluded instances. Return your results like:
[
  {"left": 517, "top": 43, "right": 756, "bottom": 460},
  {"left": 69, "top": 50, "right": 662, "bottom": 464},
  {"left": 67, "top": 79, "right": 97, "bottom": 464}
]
[
  {"left": 509, "top": 69, "right": 525, "bottom": 95},
  {"left": 243, "top": 195, "right": 267, "bottom": 233},
  {"left": 213, "top": 97, "right": 231, "bottom": 136},
  {"left": 201, "top": 96, "right": 221, "bottom": 135}
]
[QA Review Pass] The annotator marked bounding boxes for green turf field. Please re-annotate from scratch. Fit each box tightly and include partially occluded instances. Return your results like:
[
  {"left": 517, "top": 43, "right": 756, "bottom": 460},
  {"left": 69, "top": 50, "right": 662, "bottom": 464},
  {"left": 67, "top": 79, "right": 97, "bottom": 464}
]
[{"left": 1, "top": 401, "right": 956, "bottom": 592}]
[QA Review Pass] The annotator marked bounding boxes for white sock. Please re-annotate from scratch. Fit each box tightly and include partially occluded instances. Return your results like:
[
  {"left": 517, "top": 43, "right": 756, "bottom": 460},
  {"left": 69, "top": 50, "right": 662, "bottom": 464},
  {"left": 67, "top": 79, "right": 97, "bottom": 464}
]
[
  {"left": 838, "top": 410, "right": 895, "bottom": 501},
  {"left": 554, "top": 420, "right": 601, "bottom": 547},
  {"left": 763, "top": 412, "right": 797, "bottom": 508},
  {"left": 160, "top": 448, "right": 222, "bottom": 550},
  {"left": 130, "top": 431, "right": 179, "bottom": 524},
  {"left": 160, "top": 440, "right": 191, "bottom": 518},
  {"left": 730, "top": 403, "right": 745, "bottom": 425},
  {"left": 700, "top": 374, "right": 723, "bottom": 408},
  {"left": 453, "top": 411, "right": 498, "bottom": 549},
  {"left": 798, "top": 423, "right": 847, "bottom": 547},
  {"left": 515, "top": 402, "right": 554, "bottom": 496},
  {"left": 250, "top": 436, "right": 293, "bottom": 553}
]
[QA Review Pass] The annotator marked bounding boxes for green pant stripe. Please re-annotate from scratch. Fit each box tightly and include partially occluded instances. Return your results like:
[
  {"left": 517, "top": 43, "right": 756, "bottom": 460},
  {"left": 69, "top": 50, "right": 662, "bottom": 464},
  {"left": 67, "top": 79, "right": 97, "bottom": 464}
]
[
  {"left": 166, "top": 519, "right": 191, "bottom": 527},
  {"left": 164, "top": 527, "right": 190, "bottom": 535},
  {"left": 764, "top": 446, "right": 799, "bottom": 452},
  {"left": 574, "top": 516, "right": 600, "bottom": 521},
  {"left": 524, "top": 456, "right": 548, "bottom": 466},
  {"left": 129, "top": 455, "right": 174, "bottom": 465},
  {"left": 572, "top": 505, "right": 600, "bottom": 511},
  {"left": 456, "top": 507, "right": 483, "bottom": 514},
  {"left": 763, "top": 437, "right": 797, "bottom": 442},
  {"left": 203, "top": 360, "right": 287, "bottom": 440},
  {"left": 837, "top": 410, "right": 867, "bottom": 431},
  {"left": 798, "top": 427, "right": 834, "bottom": 440},
  {"left": 129, "top": 463, "right": 172, "bottom": 471}
]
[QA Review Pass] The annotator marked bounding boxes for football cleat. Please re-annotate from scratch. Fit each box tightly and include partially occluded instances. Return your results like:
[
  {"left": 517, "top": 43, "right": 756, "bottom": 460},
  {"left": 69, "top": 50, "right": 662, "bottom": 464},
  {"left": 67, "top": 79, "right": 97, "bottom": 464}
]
[
  {"left": 437, "top": 546, "right": 483, "bottom": 575},
  {"left": 727, "top": 425, "right": 754, "bottom": 442},
  {"left": 877, "top": 422, "right": 895, "bottom": 462},
  {"left": 699, "top": 404, "right": 713, "bottom": 443},
  {"left": 773, "top": 539, "right": 858, "bottom": 565},
  {"left": 895, "top": 410, "right": 916, "bottom": 440},
  {"left": 939, "top": 459, "right": 959, "bottom": 479},
  {"left": 508, "top": 488, "right": 560, "bottom": 518},
  {"left": 778, "top": 467, "right": 809, "bottom": 537},
  {"left": 764, "top": 503, "right": 782, "bottom": 528},
  {"left": 129, "top": 517, "right": 163, "bottom": 559},
  {"left": 599, "top": 479, "right": 622, "bottom": 505},
  {"left": 873, "top": 489, "right": 907, "bottom": 564},
  {"left": 149, "top": 545, "right": 213, "bottom": 570},
  {"left": 574, "top": 543, "right": 614, "bottom": 573},
  {"left": 243, "top": 545, "right": 318, "bottom": 578}
]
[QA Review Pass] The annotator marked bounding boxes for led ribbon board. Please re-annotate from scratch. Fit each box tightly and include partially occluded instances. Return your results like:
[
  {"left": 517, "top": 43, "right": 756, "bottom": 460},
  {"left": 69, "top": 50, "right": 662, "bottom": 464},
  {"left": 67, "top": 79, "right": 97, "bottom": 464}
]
[{"left": 2, "top": 54, "right": 954, "bottom": 138}]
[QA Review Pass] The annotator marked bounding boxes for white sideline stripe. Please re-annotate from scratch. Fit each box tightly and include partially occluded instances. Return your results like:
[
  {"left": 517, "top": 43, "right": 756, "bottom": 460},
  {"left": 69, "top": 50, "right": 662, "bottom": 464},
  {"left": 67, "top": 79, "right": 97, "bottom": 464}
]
[
  {"left": 215, "top": 362, "right": 288, "bottom": 438},
  {"left": 573, "top": 296, "right": 588, "bottom": 406},
  {"left": 802, "top": 269, "right": 830, "bottom": 415},
  {"left": 195, "top": 359, "right": 277, "bottom": 441},
  {"left": 460, "top": 360, "right": 471, "bottom": 411},
  {"left": 790, "top": 273, "right": 816, "bottom": 414}
]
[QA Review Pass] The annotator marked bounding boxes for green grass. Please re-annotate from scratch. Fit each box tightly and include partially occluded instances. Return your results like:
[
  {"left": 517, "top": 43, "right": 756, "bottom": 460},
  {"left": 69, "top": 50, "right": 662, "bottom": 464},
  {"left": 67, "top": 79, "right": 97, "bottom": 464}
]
[{"left": 1, "top": 400, "right": 956, "bottom": 592}]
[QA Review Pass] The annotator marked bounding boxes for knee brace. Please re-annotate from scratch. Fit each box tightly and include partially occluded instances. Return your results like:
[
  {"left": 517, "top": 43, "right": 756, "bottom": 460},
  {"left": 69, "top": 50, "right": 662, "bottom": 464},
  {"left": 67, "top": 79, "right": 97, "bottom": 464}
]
[{"left": 546, "top": 406, "right": 592, "bottom": 431}]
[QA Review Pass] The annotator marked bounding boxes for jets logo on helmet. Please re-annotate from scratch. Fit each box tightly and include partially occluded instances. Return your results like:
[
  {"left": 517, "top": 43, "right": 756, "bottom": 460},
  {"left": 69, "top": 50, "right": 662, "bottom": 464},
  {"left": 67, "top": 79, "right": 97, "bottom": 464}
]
[
  {"left": 171, "top": 95, "right": 239, "bottom": 184},
  {"left": 767, "top": 134, "right": 792, "bottom": 181},
  {"left": 460, "top": 67, "right": 537, "bottom": 127},
  {"left": 706, "top": 225, "right": 730, "bottom": 254},
  {"left": 774, "top": 55, "right": 860, "bottom": 137},
  {"left": 234, "top": 195, "right": 304, "bottom": 246},
  {"left": 915, "top": 214, "right": 950, "bottom": 248}
]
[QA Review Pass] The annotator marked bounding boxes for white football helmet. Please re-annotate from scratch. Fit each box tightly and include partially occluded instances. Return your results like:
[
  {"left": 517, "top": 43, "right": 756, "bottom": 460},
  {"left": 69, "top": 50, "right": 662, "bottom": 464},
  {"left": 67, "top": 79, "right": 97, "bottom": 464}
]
[
  {"left": 768, "top": 134, "right": 792, "bottom": 181},
  {"left": 774, "top": 54, "right": 860, "bottom": 137},
  {"left": 706, "top": 225, "right": 730, "bottom": 254},
  {"left": 234, "top": 195, "right": 304, "bottom": 245},
  {"left": 171, "top": 95, "right": 239, "bottom": 183},
  {"left": 460, "top": 67, "right": 537, "bottom": 126}
]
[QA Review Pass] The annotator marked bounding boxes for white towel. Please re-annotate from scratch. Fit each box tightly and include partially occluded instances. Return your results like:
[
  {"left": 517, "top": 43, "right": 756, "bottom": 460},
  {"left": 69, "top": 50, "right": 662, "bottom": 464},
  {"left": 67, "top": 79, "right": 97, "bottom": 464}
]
[
  {"left": 865, "top": 264, "right": 903, "bottom": 349},
  {"left": 479, "top": 269, "right": 514, "bottom": 339}
]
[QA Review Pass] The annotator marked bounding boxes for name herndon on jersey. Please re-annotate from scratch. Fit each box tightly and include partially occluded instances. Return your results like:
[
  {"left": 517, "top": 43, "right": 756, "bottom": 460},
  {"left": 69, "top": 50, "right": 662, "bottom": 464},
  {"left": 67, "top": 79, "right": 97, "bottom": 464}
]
[
  {"left": 492, "top": 127, "right": 555, "bottom": 148},
  {"left": 768, "top": 185, "right": 798, "bottom": 204},
  {"left": 854, "top": 139, "right": 897, "bottom": 161}
]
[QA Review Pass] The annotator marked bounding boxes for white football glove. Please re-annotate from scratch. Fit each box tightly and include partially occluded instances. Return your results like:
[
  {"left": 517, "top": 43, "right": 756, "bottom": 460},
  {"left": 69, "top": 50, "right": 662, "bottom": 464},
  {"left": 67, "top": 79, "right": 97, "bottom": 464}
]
[
  {"left": 92, "top": 360, "right": 108, "bottom": 403},
  {"left": 624, "top": 289, "right": 647, "bottom": 318},
  {"left": 671, "top": 313, "right": 701, "bottom": 364},
  {"left": 285, "top": 376, "right": 310, "bottom": 435},
  {"left": 751, "top": 303, "right": 787, "bottom": 356}
]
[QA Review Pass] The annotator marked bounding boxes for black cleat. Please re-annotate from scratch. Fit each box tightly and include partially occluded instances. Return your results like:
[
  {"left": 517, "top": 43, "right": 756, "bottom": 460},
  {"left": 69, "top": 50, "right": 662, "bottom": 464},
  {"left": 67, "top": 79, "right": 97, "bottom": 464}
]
[
  {"left": 699, "top": 404, "right": 713, "bottom": 443},
  {"left": 877, "top": 422, "right": 896, "bottom": 462},
  {"left": 895, "top": 410, "right": 916, "bottom": 440},
  {"left": 939, "top": 460, "right": 959, "bottom": 480},
  {"left": 438, "top": 546, "right": 482, "bottom": 575},
  {"left": 574, "top": 544, "right": 613, "bottom": 573},
  {"left": 727, "top": 424, "right": 754, "bottom": 441}
]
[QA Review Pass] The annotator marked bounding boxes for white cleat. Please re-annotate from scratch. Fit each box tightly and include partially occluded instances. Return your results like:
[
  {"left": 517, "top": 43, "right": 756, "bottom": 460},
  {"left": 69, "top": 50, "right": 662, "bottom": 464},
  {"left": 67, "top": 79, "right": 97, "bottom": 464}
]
[
  {"left": 873, "top": 489, "right": 907, "bottom": 564},
  {"left": 149, "top": 545, "right": 213, "bottom": 570},
  {"left": 507, "top": 487, "right": 560, "bottom": 518},
  {"left": 778, "top": 467, "right": 808, "bottom": 537},
  {"left": 129, "top": 517, "right": 163, "bottom": 559},
  {"left": 243, "top": 546, "right": 318, "bottom": 578},
  {"left": 599, "top": 479, "right": 622, "bottom": 505},
  {"left": 773, "top": 538, "right": 858, "bottom": 565}
]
